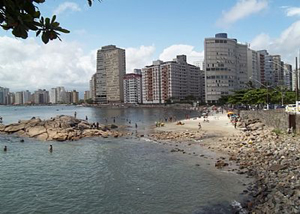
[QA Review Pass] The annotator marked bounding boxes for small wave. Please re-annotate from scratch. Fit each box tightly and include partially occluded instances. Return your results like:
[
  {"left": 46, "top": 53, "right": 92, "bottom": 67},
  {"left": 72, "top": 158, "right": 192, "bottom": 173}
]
[{"left": 231, "top": 200, "right": 248, "bottom": 214}]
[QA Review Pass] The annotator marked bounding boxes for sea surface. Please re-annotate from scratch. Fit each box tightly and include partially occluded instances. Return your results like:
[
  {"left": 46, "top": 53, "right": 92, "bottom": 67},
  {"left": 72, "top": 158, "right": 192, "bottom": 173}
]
[{"left": 0, "top": 106, "right": 247, "bottom": 214}]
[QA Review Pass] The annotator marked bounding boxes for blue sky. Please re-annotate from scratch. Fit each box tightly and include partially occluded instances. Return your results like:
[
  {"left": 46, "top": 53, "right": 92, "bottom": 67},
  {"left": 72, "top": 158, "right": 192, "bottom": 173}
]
[{"left": 1, "top": 0, "right": 300, "bottom": 93}]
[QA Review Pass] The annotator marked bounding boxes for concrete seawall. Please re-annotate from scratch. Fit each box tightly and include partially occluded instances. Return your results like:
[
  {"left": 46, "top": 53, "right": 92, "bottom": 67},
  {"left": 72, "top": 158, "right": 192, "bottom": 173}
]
[{"left": 240, "top": 109, "right": 300, "bottom": 133}]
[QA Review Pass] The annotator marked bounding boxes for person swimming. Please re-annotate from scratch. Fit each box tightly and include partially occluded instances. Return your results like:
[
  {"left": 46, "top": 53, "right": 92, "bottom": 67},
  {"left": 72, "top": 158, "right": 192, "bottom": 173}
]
[
  {"left": 49, "top": 145, "right": 53, "bottom": 152},
  {"left": 4, "top": 145, "right": 7, "bottom": 152}
]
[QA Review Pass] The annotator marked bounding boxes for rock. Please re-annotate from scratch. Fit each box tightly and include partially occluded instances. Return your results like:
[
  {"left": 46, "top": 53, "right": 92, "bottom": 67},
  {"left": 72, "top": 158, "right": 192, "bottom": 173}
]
[
  {"left": 78, "top": 121, "right": 91, "bottom": 129},
  {"left": 52, "top": 133, "right": 68, "bottom": 141},
  {"left": 215, "top": 160, "right": 228, "bottom": 169},
  {"left": 36, "top": 133, "right": 48, "bottom": 141},
  {"left": 1, "top": 115, "right": 122, "bottom": 142},
  {"left": 101, "top": 132, "right": 109, "bottom": 138},
  {"left": 0, "top": 124, "right": 5, "bottom": 132},
  {"left": 26, "top": 125, "right": 47, "bottom": 137},
  {"left": 25, "top": 118, "right": 42, "bottom": 128},
  {"left": 269, "top": 164, "right": 287, "bottom": 171},
  {"left": 4, "top": 123, "right": 25, "bottom": 133}
]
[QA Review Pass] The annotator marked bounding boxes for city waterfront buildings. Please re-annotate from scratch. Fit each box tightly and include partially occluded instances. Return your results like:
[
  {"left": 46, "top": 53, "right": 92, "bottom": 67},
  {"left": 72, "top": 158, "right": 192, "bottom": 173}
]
[
  {"left": 142, "top": 55, "right": 205, "bottom": 104},
  {"left": 90, "top": 45, "right": 126, "bottom": 103},
  {"left": 123, "top": 69, "right": 142, "bottom": 104}
]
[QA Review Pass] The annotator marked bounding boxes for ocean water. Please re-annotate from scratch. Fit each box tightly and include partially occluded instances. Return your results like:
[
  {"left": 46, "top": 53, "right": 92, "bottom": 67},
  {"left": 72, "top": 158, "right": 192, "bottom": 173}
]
[{"left": 0, "top": 106, "right": 247, "bottom": 214}]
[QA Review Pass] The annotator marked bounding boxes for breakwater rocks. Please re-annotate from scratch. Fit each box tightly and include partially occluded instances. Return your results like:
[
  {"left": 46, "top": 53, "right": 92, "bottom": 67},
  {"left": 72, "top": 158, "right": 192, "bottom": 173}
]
[
  {"left": 211, "top": 122, "right": 300, "bottom": 213},
  {"left": 0, "top": 115, "right": 122, "bottom": 141}
]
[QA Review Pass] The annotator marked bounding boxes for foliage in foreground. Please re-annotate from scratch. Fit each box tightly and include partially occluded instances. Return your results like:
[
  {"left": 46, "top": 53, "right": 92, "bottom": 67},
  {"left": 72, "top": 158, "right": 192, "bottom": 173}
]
[{"left": 0, "top": 0, "right": 100, "bottom": 43}]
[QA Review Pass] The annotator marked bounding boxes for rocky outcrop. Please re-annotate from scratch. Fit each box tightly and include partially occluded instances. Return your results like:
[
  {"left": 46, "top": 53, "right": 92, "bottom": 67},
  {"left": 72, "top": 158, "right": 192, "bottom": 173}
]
[
  {"left": 211, "top": 119, "right": 300, "bottom": 213},
  {"left": 0, "top": 115, "right": 121, "bottom": 141}
]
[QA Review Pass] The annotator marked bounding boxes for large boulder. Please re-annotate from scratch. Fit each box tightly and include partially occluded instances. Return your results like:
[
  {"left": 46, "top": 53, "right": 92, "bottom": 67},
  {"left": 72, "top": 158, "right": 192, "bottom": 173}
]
[
  {"left": 78, "top": 121, "right": 91, "bottom": 129},
  {"left": 4, "top": 123, "right": 26, "bottom": 133},
  {"left": 0, "top": 124, "right": 5, "bottom": 132},
  {"left": 26, "top": 125, "right": 47, "bottom": 137},
  {"left": 36, "top": 133, "right": 49, "bottom": 141},
  {"left": 25, "top": 118, "right": 42, "bottom": 129},
  {"left": 52, "top": 133, "right": 68, "bottom": 141},
  {"left": 47, "top": 128, "right": 58, "bottom": 141}
]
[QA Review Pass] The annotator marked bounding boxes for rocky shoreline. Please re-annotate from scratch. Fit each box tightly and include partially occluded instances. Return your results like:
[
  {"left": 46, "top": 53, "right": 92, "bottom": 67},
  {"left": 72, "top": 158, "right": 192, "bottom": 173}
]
[
  {"left": 0, "top": 115, "right": 123, "bottom": 141},
  {"left": 151, "top": 117, "right": 300, "bottom": 213}
]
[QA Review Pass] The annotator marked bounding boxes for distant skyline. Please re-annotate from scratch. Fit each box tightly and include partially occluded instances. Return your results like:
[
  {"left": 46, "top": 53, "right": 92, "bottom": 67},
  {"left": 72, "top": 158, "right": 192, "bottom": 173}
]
[{"left": 1, "top": 0, "right": 300, "bottom": 92}]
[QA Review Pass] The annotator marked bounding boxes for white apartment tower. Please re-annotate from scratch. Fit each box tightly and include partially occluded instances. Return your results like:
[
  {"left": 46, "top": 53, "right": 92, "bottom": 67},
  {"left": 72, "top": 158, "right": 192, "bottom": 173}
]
[
  {"left": 91, "top": 45, "right": 126, "bottom": 103},
  {"left": 123, "top": 71, "right": 142, "bottom": 104},
  {"left": 204, "top": 33, "right": 248, "bottom": 103},
  {"left": 142, "top": 55, "right": 205, "bottom": 104},
  {"left": 247, "top": 49, "right": 260, "bottom": 88}
]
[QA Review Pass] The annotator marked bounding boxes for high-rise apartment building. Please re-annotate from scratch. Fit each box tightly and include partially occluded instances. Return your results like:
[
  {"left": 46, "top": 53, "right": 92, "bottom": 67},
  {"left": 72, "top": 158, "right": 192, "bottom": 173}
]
[
  {"left": 142, "top": 55, "right": 204, "bottom": 104},
  {"left": 123, "top": 71, "right": 142, "bottom": 104},
  {"left": 34, "top": 89, "right": 49, "bottom": 104},
  {"left": 0, "top": 87, "right": 9, "bottom": 105},
  {"left": 15, "top": 92, "right": 23, "bottom": 105},
  {"left": 23, "top": 90, "right": 32, "bottom": 104},
  {"left": 50, "top": 88, "right": 57, "bottom": 104},
  {"left": 204, "top": 33, "right": 248, "bottom": 103},
  {"left": 247, "top": 49, "right": 260, "bottom": 88},
  {"left": 90, "top": 45, "right": 126, "bottom": 103},
  {"left": 71, "top": 90, "right": 79, "bottom": 104},
  {"left": 284, "top": 64, "right": 293, "bottom": 90},
  {"left": 84, "top": 91, "right": 91, "bottom": 101}
]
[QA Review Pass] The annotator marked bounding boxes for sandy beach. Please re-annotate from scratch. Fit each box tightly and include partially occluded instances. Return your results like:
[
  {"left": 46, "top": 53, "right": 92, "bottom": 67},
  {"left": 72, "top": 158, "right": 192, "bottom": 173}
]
[{"left": 156, "top": 112, "right": 239, "bottom": 137}]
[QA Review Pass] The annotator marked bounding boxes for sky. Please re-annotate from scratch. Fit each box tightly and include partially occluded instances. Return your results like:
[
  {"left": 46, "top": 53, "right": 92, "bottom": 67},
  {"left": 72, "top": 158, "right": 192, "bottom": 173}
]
[{"left": 1, "top": 0, "right": 300, "bottom": 94}]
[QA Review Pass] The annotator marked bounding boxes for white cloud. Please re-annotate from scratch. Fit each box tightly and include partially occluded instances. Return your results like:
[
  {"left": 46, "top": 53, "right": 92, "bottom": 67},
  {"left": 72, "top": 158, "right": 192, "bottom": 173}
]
[
  {"left": 159, "top": 45, "right": 204, "bottom": 67},
  {"left": 0, "top": 36, "right": 96, "bottom": 92},
  {"left": 125, "top": 45, "right": 156, "bottom": 72},
  {"left": 250, "top": 20, "right": 300, "bottom": 65},
  {"left": 217, "top": 0, "right": 268, "bottom": 27},
  {"left": 53, "top": 2, "right": 81, "bottom": 15},
  {"left": 285, "top": 7, "right": 300, "bottom": 17}
]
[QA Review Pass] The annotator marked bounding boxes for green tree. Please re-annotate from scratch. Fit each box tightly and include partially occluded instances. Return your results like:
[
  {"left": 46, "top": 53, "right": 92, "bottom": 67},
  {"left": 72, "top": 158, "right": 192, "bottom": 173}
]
[{"left": 0, "top": 0, "right": 100, "bottom": 43}]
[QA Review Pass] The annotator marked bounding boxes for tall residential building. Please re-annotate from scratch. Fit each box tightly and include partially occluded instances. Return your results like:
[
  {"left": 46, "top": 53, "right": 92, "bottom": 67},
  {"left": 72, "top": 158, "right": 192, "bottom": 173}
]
[
  {"left": 34, "top": 89, "right": 49, "bottom": 104},
  {"left": 257, "top": 50, "right": 287, "bottom": 88},
  {"left": 84, "top": 91, "right": 91, "bottom": 101},
  {"left": 142, "top": 55, "right": 205, "bottom": 104},
  {"left": 56, "top": 87, "right": 66, "bottom": 103},
  {"left": 71, "top": 90, "right": 79, "bottom": 103},
  {"left": 23, "top": 90, "right": 32, "bottom": 104},
  {"left": 123, "top": 72, "right": 142, "bottom": 104},
  {"left": 284, "top": 64, "right": 293, "bottom": 90},
  {"left": 8, "top": 92, "right": 15, "bottom": 105},
  {"left": 204, "top": 33, "right": 248, "bottom": 103},
  {"left": 15, "top": 92, "right": 23, "bottom": 105},
  {"left": 50, "top": 88, "right": 57, "bottom": 104},
  {"left": 0, "top": 87, "right": 9, "bottom": 105},
  {"left": 90, "top": 45, "right": 126, "bottom": 103},
  {"left": 247, "top": 49, "right": 260, "bottom": 88},
  {"left": 271, "top": 55, "right": 284, "bottom": 87}
]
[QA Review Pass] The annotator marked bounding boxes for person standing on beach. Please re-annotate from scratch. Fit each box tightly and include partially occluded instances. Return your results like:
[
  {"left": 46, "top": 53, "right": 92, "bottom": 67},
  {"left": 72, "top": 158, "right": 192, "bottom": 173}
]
[
  {"left": 135, "top": 123, "right": 138, "bottom": 129},
  {"left": 198, "top": 122, "right": 201, "bottom": 130},
  {"left": 49, "top": 145, "right": 53, "bottom": 152},
  {"left": 4, "top": 145, "right": 7, "bottom": 152},
  {"left": 74, "top": 112, "right": 77, "bottom": 118}
]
